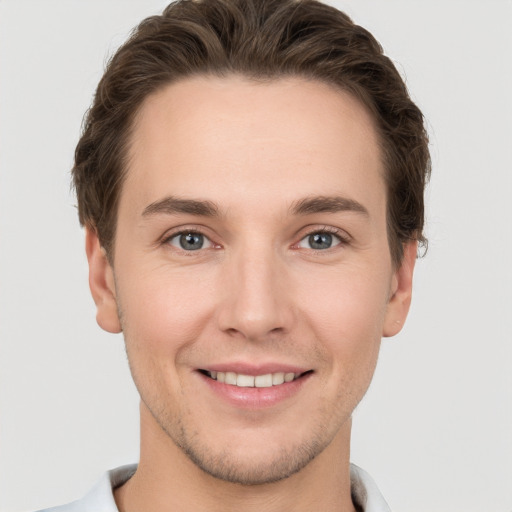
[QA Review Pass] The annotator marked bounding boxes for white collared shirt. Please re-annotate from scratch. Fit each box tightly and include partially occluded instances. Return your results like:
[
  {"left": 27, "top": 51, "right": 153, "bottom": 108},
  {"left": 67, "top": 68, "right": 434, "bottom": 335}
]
[{"left": 36, "top": 463, "right": 391, "bottom": 512}]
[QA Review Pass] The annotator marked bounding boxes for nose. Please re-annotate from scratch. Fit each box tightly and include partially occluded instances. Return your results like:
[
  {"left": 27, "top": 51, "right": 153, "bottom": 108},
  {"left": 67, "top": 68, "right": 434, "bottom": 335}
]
[{"left": 216, "top": 242, "right": 295, "bottom": 341}]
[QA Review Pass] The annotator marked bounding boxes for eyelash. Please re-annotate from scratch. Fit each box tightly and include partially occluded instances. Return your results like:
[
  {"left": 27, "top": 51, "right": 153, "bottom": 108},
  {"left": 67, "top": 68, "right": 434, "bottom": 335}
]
[
  {"left": 295, "top": 226, "right": 350, "bottom": 251},
  {"left": 161, "top": 226, "right": 350, "bottom": 253},
  {"left": 162, "top": 227, "right": 217, "bottom": 253}
]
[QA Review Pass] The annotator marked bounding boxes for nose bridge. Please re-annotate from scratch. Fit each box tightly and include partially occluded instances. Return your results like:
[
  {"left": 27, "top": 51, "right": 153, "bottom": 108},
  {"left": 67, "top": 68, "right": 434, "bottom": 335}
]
[{"left": 218, "top": 236, "right": 292, "bottom": 340}]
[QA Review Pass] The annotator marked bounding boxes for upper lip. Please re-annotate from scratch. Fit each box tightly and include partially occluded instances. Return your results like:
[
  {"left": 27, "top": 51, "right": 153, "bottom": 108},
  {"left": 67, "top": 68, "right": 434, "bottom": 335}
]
[{"left": 198, "top": 362, "right": 311, "bottom": 376}]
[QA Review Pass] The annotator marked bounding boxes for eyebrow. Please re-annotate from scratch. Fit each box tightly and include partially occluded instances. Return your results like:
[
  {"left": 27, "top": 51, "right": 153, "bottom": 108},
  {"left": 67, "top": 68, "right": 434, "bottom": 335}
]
[
  {"left": 290, "top": 195, "right": 369, "bottom": 217},
  {"left": 141, "top": 194, "right": 368, "bottom": 219},
  {"left": 142, "top": 196, "right": 220, "bottom": 218}
]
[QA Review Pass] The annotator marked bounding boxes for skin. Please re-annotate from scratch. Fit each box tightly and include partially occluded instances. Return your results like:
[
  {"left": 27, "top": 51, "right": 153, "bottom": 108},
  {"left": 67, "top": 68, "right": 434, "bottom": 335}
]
[{"left": 86, "top": 76, "right": 417, "bottom": 512}]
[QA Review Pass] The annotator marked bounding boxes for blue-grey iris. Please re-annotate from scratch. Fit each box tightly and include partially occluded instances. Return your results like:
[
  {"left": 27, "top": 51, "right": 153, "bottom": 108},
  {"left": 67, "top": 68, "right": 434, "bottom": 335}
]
[
  {"left": 180, "top": 233, "right": 204, "bottom": 250},
  {"left": 309, "top": 232, "right": 332, "bottom": 250}
]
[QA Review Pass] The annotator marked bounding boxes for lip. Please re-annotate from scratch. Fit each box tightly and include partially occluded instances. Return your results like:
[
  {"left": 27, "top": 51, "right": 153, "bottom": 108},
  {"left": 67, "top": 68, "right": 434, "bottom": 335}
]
[{"left": 196, "top": 363, "right": 313, "bottom": 409}]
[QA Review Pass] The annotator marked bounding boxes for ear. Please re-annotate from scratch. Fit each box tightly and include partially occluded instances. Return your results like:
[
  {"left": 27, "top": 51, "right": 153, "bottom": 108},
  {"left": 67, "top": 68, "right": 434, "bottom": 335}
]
[
  {"left": 382, "top": 241, "right": 417, "bottom": 338},
  {"left": 85, "top": 227, "right": 122, "bottom": 334}
]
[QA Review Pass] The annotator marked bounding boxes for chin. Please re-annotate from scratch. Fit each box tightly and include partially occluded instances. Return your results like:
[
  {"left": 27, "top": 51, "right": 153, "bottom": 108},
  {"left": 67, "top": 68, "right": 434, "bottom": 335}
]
[
  {"left": 175, "top": 432, "right": 326, "bottom": 485},
  {"left": 162, "top": 414, "right": 329, "bottom": 485}
]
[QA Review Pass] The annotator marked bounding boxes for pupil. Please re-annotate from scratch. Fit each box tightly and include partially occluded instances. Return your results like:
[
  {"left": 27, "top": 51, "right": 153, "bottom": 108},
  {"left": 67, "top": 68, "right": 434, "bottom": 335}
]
[
  {"left": 309, "top": 233, "right": 332, "bottom": 250},
  {"left": 180, "top": 233, "right": 203, "bottom": 250}
]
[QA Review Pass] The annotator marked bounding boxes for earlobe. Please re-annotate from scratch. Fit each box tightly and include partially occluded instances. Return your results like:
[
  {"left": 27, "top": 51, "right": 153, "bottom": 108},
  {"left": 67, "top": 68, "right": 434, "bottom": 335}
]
[
  {"left": 382, "top": 241, "right": 417, "bottom": 338},
  {"left": 85, "top": 227, "right": 122, "bottom": 334}
]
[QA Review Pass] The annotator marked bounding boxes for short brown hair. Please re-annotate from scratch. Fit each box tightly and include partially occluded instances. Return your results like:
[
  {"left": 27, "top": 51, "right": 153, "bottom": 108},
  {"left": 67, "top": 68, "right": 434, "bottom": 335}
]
[{"left": 73, "top": 0, "right": 430, "bottom": 266}]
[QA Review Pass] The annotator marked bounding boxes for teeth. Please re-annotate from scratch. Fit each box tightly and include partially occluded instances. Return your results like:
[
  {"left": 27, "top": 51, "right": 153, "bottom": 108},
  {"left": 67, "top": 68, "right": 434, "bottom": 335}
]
[
  {"left": 237, "top": 374, "right": 255, "bottom": 387},
  {"left": 255, "top": 374, "right": 273, "bottom": 388},
  {"left": 272, "top": 372, "right": 285, "bottom": 385},
  {"left": 206, "top": 370, "right": 301, "bottom": 388},
  {"left": 225, "top": 372, "right": 237, "bottom": 385}
]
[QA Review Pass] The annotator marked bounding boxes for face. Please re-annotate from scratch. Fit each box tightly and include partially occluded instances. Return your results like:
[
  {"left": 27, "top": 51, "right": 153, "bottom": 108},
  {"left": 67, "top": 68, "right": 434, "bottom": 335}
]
[{"left": 87, "top": 76, "right": 415, "bottom": 485}]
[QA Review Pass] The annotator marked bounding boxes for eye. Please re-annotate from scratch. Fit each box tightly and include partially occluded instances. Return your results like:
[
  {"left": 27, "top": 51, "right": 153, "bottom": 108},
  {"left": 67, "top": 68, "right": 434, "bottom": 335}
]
[
  {"left": 297, "top": 231, "right": 343, "bottom": 250},
  {"left": 167, "top": 231, "right": 213, "bottom": 251}
]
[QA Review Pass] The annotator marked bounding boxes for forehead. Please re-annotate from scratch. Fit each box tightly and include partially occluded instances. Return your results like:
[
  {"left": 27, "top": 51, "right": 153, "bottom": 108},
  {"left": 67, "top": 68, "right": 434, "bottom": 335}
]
[{"left": 124, "top": 75, "right": 385, "bottom": 217}]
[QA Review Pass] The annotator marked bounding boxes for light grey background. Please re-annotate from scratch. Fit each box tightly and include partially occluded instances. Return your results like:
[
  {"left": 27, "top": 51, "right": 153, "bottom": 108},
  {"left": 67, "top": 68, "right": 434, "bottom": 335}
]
[{"left": 1, "top": 1, "right": 511, "bottom": 511}]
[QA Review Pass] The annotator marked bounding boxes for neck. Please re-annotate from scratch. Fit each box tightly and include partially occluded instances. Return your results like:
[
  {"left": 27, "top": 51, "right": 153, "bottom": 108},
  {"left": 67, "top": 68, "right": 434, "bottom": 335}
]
[{"left": 115, "top": 404, "right": 356, "bottom": 512}]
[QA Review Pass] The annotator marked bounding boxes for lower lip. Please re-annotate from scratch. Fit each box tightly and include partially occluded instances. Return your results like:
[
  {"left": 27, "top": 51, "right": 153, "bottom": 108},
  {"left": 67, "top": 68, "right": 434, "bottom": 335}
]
[{"left": 199, "top": 372, "right": 312, "bottom": 409}]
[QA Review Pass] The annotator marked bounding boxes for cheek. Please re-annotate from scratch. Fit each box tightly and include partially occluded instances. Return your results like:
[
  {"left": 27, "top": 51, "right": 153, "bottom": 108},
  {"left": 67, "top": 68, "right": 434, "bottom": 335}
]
[
  {"left": 297, "top": 267, "right": 389, "bottom": 371},
  {"left": 117, "top": 267, "right": 217, "bottom": 359},
  {"left": 301, "top": 264, "right": 389, "bottom": 330},
  {"left": 117, "top": 269, "right": 218, "bottom": 409}
]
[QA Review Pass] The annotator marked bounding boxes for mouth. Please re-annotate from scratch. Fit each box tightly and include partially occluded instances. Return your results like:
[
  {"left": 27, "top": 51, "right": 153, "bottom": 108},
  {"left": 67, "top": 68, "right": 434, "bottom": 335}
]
[{"left": 198, "top": 369, "right": 313, "bottom": 388}]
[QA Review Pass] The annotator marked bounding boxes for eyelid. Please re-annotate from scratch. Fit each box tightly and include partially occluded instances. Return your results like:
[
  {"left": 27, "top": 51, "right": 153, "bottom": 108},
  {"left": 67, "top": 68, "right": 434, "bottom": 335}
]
[
  {"left": 160, "top": 225, "right": 220, "bottom": 250},
  {"left": 168, "top": 232, "right": 213, "bottom": 250},
  {"left": 294, "top": 225, "right": 351, "bottom": 250},
  {"left": 159, "top": 224, "right": 350, "bottom": 251}
]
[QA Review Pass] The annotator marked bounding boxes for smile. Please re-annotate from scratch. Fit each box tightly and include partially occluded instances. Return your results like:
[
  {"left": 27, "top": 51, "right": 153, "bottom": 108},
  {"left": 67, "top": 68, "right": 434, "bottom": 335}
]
[{"left": 202, "top": 370, "right": 305, "bottom": 388}]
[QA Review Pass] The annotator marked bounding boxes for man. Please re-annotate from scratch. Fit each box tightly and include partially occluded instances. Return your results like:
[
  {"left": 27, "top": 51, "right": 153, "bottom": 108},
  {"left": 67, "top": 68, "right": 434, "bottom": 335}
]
[{"left": 39, "top": 0, "right": 430, "bottom": 510}]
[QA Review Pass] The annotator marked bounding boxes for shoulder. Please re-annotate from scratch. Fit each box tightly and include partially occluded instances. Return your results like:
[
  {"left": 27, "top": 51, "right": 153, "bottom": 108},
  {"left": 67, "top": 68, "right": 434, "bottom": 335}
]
[
  {"left": 350, "top": 463, "right": 391, "bottom": 512},
  {"left": 33, "top": 464, "right": 137, "bottom": 512}
]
